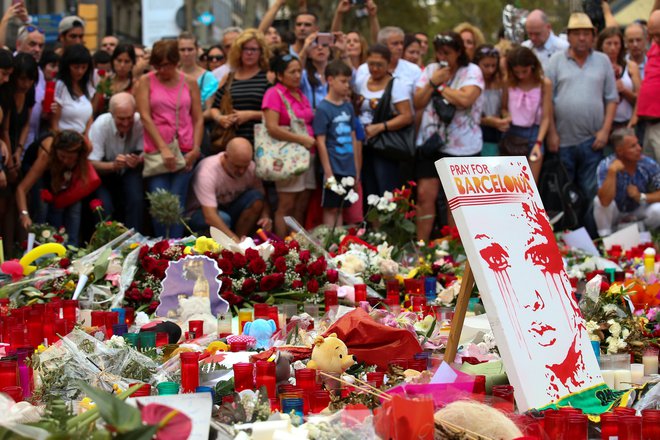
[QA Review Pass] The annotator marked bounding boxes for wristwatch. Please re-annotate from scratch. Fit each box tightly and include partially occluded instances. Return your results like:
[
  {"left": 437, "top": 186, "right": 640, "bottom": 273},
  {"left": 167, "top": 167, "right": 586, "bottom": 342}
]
[
  {"left": 639, "top": 193, "right": 648, "bottom": 205},
  {"left": 19, "top": 210, "right": 29, "bottom": 217}
]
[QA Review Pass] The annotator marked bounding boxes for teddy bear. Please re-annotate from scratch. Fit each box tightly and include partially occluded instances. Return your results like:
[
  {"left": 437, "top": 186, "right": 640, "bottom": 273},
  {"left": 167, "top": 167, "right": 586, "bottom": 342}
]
[
  {"left": 306, "top": 333, "right": 356, "bottom": 374},
  {"left": 243, "top": 319, "right": 277, "bottom": 349}
]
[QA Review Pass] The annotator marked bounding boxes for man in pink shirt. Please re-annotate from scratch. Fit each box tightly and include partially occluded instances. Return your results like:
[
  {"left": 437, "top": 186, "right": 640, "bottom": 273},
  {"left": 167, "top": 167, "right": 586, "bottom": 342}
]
[
  {"left": 188, "top": 137, "right": 271, "bottom": 242},
  {"left": 634, "top": 4, "right": 660, "bottom": 161}
]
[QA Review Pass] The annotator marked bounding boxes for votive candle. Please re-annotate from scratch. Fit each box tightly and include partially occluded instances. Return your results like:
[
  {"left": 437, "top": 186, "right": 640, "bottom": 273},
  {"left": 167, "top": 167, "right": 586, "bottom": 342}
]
[
  {"left": 180, "top": 352, "right": 200, "bottom": 393},
  {"left": 642, "top": 347, "right": 659, "bottom": 376},
  {"left": 630, "top": 363, "right": 645, "bottom": 385},
  {"left": 614, "top": 369, "right": 632, "bottom": 391}
]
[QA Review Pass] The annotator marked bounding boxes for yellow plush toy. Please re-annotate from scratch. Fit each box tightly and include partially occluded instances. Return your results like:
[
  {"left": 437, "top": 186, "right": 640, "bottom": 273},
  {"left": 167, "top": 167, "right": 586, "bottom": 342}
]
[{"left": 306, "top": 333, "right": 356, "bottom": 374}]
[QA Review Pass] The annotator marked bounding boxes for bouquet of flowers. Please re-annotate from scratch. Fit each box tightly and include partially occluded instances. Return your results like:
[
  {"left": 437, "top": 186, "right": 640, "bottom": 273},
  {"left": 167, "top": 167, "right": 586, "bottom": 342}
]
[{"left": 365, "top": 183, "right": 417, "bottom": 253}]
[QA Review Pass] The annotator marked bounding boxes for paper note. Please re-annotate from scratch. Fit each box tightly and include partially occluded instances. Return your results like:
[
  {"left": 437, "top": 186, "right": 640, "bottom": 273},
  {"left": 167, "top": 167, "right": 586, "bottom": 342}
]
[
  {"left": 602, "top": 224, "right": 640, "bottom": 251},
  {"left": 562, "top": 227, "right": 600, "bottom": 256}
]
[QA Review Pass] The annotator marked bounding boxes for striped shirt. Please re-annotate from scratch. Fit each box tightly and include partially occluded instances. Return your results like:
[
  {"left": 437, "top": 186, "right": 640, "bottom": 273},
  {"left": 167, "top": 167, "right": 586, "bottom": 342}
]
[{"left": 212, "top": 70, "right": 270, "bottom": 145}]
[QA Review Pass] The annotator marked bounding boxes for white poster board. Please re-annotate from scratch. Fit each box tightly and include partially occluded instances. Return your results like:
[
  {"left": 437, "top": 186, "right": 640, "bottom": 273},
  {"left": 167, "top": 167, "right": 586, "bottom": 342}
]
[
  {"left": 436, "top": 157, "right": 602, "bottom": 411},
  {"left": 141, "top": 0, "right": 184, "bottom": 46}
]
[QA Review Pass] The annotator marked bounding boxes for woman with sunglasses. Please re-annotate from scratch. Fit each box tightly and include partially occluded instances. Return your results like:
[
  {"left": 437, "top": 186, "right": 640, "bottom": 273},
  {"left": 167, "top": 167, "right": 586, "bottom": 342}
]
[
  {"left": 414, "top": 32, "right": 484, "bottom": 241},
  {"left": 52, "top": 44, "right": 94, "bottom": 137},
  {"left": 263, "top": 53, "right": 316, "bottom": 238},
  {"left": 92, "top": 44, "right": 136, "bottom": 116},
  {"left": 474, "top": 45, "right": 508, "bottom": 156},
  {"left": 16, "top": 130, "right": 92, "bottom": 245},
  {"left": 203, "top": 45, "right": 226, "bottom": 72},
  {"left": 179, "top": 32, "right": 219, "bottom": 113},
  {"left": 135, "top": 39, "right": 203, "bottom": 238},
  {"left": 355, "top": 44, "right": 413, "bottom": 199},
  {"left": 210, "top": 29, "right": 271, "bottom": 149},
  {"left": 502, "top": 46, "right": 552, "bottom": 182}
]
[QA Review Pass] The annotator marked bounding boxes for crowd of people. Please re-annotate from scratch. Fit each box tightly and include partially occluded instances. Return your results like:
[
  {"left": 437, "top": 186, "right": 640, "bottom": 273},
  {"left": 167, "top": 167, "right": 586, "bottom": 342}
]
[{"left": 0, "top": 0, "right": 659, "bottom": 256}]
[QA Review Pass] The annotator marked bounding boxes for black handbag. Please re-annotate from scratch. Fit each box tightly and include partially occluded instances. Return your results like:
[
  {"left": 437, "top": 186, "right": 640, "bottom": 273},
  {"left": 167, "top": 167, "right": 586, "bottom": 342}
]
[
  {"left": 499, "top": 133, "right": 529, "bottom": 156},
  {"left": 367, "top": 78, "right": 415, "bottom": 161},
  {"left": 432, "top": 94, "right": 456, "bottom": 124}
]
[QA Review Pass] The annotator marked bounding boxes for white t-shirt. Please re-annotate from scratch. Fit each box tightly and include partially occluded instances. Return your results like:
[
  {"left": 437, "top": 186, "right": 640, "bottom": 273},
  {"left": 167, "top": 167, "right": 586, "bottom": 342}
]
[
  {"left": 54, "top": 80, "right": 94, "bottom": 133},
  {"left": 416, "top": 62, "right": 484, "bottom": 156},
  {"left": 88, "top": 113, "right": 144, "bottom": 162},
  {"left": 355, "top": 58, "right": 421, "bottom": 98},
  {"left": 355, "top": 76, "right": 410, "bottom": 126}
]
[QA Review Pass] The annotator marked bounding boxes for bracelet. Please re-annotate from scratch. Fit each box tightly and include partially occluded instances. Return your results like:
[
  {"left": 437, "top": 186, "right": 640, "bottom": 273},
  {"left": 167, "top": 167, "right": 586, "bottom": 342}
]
[
  {"left": 19, "top": 210, "right": 29, "bottom": 217},
  {"left": 534, "top": 140, "right": 542, "bottom": 146}
]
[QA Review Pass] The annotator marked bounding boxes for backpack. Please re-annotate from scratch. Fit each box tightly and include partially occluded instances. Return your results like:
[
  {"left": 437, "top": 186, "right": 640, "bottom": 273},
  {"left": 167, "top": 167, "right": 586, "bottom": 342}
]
[{"left": 537, "top": 153, "right": 585, "bottom": 231}]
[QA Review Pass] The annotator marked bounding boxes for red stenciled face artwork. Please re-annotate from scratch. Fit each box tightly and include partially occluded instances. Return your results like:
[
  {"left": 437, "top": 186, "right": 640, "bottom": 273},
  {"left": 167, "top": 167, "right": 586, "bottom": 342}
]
[{"left": 475, "top": 201, "right": 590, "bottom": 399}]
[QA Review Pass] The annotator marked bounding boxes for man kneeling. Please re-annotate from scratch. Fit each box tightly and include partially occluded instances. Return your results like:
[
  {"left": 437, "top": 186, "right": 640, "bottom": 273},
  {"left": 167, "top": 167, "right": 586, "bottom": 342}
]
[
  {"left": 594, "top": 128, "right": 660, "bottom": 237},
  {"left": 188, "top": 137, "right": 271, "bottom": 241}
]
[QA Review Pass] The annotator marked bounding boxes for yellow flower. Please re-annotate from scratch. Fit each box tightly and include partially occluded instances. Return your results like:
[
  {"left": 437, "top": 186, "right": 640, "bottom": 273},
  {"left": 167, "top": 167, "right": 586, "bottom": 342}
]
[
  {"left": 129, "top": 242, "right": 139, "bottom": 249},
  {"left": 36, "top": 344, "right": 46, "bottom": 353},
  {"left": 205, "top": 341, "right": 229, "bottom": 353},
  {"left": 65, "top": 280, "right": 75, "bottom": 291},
  {"left": 79, "top": 397, "right": 96, "bottom": 411},
  {"left": 183, "top": 246, "right": 192, "bottom": 255},
  {"left": 193, "top": 236, "right": 220, "bottom": 254}
]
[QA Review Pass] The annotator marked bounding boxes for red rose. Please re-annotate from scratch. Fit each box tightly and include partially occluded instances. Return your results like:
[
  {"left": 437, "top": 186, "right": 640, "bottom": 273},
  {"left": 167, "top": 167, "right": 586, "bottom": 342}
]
[
  {"left": 126, "top": 287, "right": 140, "bottom": 301},
  {"left": 217, "top": 258, "right": 234, "bottom": 275},
  {"left": 308, "top": 257, "right": 327, "bottom": 276},
  {"left": 272, "top": 242, "right": 289, "bottom": 258},
  {"left": 288, "top": 240, "right": 300, "bottom": 251},
  {"left": 53, "top": 234, "right": 64, "bottom": 243},
  {"left": 306, "top": 279, "right": 319, "bottom": 293},
  {"left": 40, "top": 189, "right": 53, "bottom": 203},
  {"left": 219, "top": 277, "right": 233, "bottom": 293},
  {"left": 600, "top": 280, "right": 610, "bottom": 292},
  {"left": 326, "top": 269, "right": 339, "bottom": 283},
  {"left": 89, "top": 198, "right": 103, "bottom": 211},
  {"left": 147, "top": 301, "right": 159, "bottom": 314},
  {"left": 292, "top": 279, "right": 304, "bottom": 289},
  {"left": 58, "top": 257, "right": 71, "bottom": 268},
  {"left": 221, "top": 250, "right": 234, "bottom": 260},
  {"left": 299, "top": 250, "right": 311, "bottom": 263},
  {"left": 139, "top": 245, "right": 150, "bottom": 259},
  {"left": 222, "top": 291, "right": 244, "bottom": 306},
  {"left": 152, "top": 240, "right": 170, "bottom": 256},
  {"left": 369, "top": 274, "right": 382, "bottom": 283},
  {"left": 142, "top": 288, "right": 154, "bottom": 301},
  {"left": 98, "top": 69, "right": 106, "bottom": 77},
  {"left": 245, "top": 248, "right": 260, "bottom": 260},
  {"left": 241, "top": 278, "right": 257, "bottom": 294},
  {"left": 260, "top": 273, "right": 284, "bottom": 291},
  {"left": 440, "top": 225, "right": 451, "bottom": 237},
  {"left": 231, "top": 253, "right": 247, "bottom": 268},
  {"left": 294, "top": 263, "right": 307, "bottom": 275},
  {"left": 274, "top": 256, "right": 287, "bottom": 273},
  {"left": 248, "top": 257, "right": 267, "bottom": 275}
]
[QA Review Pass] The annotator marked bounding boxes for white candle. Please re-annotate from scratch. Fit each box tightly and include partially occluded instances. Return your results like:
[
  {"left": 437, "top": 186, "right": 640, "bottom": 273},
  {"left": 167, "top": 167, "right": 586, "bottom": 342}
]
[
  {"left": 614, "top": 369, "right": 632, "bottom": 390},
  {"left": 631, "top": 363, "right": 645, "bottom": 385},
  {"left": 601, "top": 370, "right": 615, "bottom": 388},
  {"left": 27, "top": 232, "right": 35, "bottom": 252},
  {"left": 643, "top": 354, "right": 659, "bottom": 376}
]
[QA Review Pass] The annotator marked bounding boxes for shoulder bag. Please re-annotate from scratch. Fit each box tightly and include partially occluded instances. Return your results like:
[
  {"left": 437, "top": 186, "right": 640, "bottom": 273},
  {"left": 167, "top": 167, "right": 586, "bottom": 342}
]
[
  {"left": 52, "top": 162, "right": 102, "bottom": 209},
  {"left": 210, "top": 73, "right": 236, "bottom": 153},
  {"left": 498, "top": 133, "right": 530, "bottom": 156},
  {"left": 254, "top": 89, "right": 311, "bottom": 181},
  {"left": 142, "top": 75, "right": 186, "bottom": 178},
  {"left": 366, "top": 78, "right": 415, "bottom": 161}
]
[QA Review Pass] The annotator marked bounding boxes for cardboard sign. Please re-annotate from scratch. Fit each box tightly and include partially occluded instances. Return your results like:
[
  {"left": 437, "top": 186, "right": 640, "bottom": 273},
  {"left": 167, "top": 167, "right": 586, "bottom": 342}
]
[{"left": 436, "top": 157, "right": 602, "bottom": 411}]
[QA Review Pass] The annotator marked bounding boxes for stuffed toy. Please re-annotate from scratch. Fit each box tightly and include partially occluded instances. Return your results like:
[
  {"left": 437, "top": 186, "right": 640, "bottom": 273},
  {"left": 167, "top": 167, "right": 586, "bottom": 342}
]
[
  {"left": 306, "top": 333, "right": 356, "bottom": 374},
  {"left": 243, "top": 319, "right": 277, "bottom": 349}
]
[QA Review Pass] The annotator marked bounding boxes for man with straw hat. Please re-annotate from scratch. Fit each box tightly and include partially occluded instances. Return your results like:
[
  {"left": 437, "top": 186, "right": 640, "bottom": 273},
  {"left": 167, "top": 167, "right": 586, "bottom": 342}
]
[{"left": 545, "top": 12, "right": 618, "bottom": 236}]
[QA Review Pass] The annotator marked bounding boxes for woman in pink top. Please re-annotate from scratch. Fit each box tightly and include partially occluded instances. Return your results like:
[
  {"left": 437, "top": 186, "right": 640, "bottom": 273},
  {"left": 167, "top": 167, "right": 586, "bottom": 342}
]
[
  {"left": 262, "top": 54, "right": 316, "bottom": 238},
  {"left": 502, "top": 46, "right": 552, "bottom": 181},
  {"left": 135, "top": 39, "right": 203, "bottom": 237}
]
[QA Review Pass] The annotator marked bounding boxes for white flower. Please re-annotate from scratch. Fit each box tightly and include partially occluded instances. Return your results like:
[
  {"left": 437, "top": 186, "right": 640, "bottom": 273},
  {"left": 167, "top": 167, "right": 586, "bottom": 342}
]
[
  {"left": 340, "top": 176, "right": 355, "bottom": 187},
  {"left": 330, "top": 182, "right": 347, "bottom": 196},
  {"left": 325, "top": 176, "right": 337, "bottom": 187},
  {"left": 42, "top": 230, "right": 51, "bottom": 239},
  {"left": 379, "top": 259, "right": 399, "bottom": 277},
  {"left": 386, "top": 202, "right": 397, "bottom": 212},
  {"left": 438, "top": 282, "right": 460, "bottom": 305},
  {"left": 602, "top": 304, "right": 619, "bottom": 315},
  {"left": 345, "top": 189, "right": 359, "bottom": 204},
  {"left": 382, "top": 191, "right": 394, "bottom": 201},
  {"left": 608, "top": 320, "right": 622, "bottom": 338},
  {"left": 340, "top": 254, "right": 366, "bottom": 274},
  {"left": 376, "top": 198, "right": 389, "bottom": 211},
  {"left": 367, "top": 194, "right": 380, "bottom": 206}
]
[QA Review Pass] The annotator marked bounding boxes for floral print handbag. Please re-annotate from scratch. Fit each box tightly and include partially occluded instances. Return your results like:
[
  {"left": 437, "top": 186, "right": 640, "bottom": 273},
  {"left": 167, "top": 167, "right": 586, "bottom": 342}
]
[{"left": 254, "top": 90, "right": 311, "bottom": 181}]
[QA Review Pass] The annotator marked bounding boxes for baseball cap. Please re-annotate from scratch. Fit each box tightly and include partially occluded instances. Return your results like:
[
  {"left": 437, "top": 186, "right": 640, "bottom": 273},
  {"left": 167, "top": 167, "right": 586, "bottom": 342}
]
[{"left": 58, "top": 16, "right": 85, "bottom": 34}]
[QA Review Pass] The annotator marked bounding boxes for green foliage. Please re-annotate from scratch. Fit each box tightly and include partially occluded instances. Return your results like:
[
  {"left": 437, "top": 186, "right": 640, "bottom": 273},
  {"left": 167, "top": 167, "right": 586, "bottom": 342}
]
[
  {"left": 146, "top": 189, "right": 182, "bottom": 234},
  {"left": 76, "top": 382, "right": 142, "bottom": 434}
]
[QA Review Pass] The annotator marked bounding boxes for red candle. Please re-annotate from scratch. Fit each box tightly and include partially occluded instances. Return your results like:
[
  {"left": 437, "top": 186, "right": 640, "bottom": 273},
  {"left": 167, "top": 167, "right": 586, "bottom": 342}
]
[
  {"left": 311, "top": 389, "right": 330, "bottom": 413},
  {"left": 267, "top": 306, "right": 280, "bottom": 330},
  {"left": 295, "top": 369, "right": 316, "bottom": 391},
  {"left": 543, "top": 410, "right": 564, "bottom": 438},
  {"left": 354, "top": 284, "right": 367, "bottom": 303},
  {"left": 105, "top": 312, "right": 119, "bottom": 337},
  {"left": 255, "top": 360, "right": 276, "bottom": 377},
  {"left": 155, "top": 332, "right": 169, "bottom": 347},
  {"left": 324, "top": 289, "right": 338, "bottom": 311},
  {"left": 230, "top": 341, "right": 247, "bottom": 352},
  {"left": 618, "top": 415, "right": 642, "bottom": 440},
  {"left": 255, "top": 375, "right": 276, "bottom": 398},
  {"left": 0, "top": 386, "right": 23, "bottom": 402},
  {"left": 0, "top": 360, "right": 18, "bottom": 389},
  {"left": 91, "top": 311, "right": 106, "bottom": 328},
  {"left": 233, "top": 362, "right": 254, "bottom": 392},
  {"left": 26, "top": 309, "right": 44, "bottom": 348},
  {"left": 564, "top": 414, "right": 587, "bottom": 439},
  {"left": 642, "top": 409, "right": 660, "bottom": 440},
  {"left": 600, "top": 412, "right": 617, "bottom": 440},
  {"left": 386, "top": 280, "right": 400, "bottom": 297},
  {"left": 180, "top": 352, "right": 200, "bottom": 393},
  {"left": 188, "top": 320, "right": 204, "bottom": 338},
  {"left": 253, "top": 303, "right": 269, "bottom": 320},
  {"left": 62, "top": 300, "right": 78, "bottom": 323},
  {"left": 472, "top": 375, "right": 486, "bottom": 395},
  {"left": 366, "top": 372, "right": 385, "bottom": 388},
  {"left": 130, "top": 383, "right": 151, "bottom": 397},
  {"left": 124, "top": 307, "right": 135, "bottom": 326}
]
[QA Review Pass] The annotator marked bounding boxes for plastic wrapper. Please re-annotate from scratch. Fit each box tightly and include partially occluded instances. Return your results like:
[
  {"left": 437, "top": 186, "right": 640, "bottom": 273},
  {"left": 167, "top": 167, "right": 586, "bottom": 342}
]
[{"left": 33, "top": 329, "right": 168, "bottom": 400}]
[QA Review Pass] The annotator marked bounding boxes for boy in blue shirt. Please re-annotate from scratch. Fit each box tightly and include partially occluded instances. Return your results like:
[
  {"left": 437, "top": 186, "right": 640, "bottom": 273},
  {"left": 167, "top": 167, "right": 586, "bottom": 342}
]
[{"left": 313, "top": 60, "right": 361, "bottom": 226}]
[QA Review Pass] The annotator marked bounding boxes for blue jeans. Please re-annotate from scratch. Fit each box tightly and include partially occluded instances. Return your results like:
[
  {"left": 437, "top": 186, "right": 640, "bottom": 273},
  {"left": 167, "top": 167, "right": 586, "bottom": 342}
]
[
  {"left": 147, "top": 169, "right": 194, "bottom": 238},
  {"left": 508, "top": 124, "right": 542, "bottom": 153},
  {"left": 96, "top": 168, "right": 144, "bottom": 232},
  {"left": 189, "top": 189, "right": 264, "bottom": 232},
  {"left": 559, "top": 137, "right": 603, "bottom": 235},
  {"left": 47, "top": 201, "right": 81, "bottom": 246}
]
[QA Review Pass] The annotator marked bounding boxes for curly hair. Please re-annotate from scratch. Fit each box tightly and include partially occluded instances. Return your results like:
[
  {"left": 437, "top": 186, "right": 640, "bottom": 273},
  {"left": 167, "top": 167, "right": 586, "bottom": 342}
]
[
  {"left": 453, "top": 22, "right": 486, "bottom": 48},
  {"left": 227, "top": 28, "right": 271, "bottom": 71}
]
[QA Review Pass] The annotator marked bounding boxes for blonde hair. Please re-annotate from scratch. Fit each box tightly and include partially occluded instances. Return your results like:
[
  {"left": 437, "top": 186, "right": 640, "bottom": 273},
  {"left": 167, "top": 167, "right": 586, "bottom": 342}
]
[
  {"left": 227, "top": 28, "right": 271, "bottom": 71},
  {"left": 453, "top": 22, "right": 486, "bottom": 48}
]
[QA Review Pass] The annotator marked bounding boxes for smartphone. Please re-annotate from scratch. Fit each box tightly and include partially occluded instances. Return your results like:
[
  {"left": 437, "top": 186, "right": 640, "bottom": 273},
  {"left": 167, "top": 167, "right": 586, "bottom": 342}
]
[
  {"left": 351, "top": 0, "right": 366, "bottom": 5},
  {"left": 316, "top": 33, "right": 335, "bottom": 47}
]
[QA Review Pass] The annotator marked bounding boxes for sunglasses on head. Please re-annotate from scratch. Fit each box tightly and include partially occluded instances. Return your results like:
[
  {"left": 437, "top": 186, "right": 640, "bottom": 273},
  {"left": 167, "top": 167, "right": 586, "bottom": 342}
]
[
  {"left": 20, "top": 25, "right": 45, "bottom": 35},
  {"left": 434, "top": 34, "right": 454, "bottom": 45},
  {"left": 479, "top": 47, "right": 499, "bottom": 56},
  {"left": 281, "top": 54, "right": 299, "bottom": 63}
]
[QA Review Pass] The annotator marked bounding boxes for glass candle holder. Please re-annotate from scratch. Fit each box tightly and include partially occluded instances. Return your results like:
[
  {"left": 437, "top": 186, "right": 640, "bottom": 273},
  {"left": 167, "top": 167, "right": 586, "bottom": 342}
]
[
  {"left": 613, "top": 407, "right": 636, "bottom": 416},
  {"left": 217, "top": 311, "right": 232, "bottom": 337},
  {"left": 62, "top": 300, "right": 78, "bottom": 323},
  {"left": 238, "top": 309, "right": 253, "bottom": 334},
  {"left": 311, "top": 390, "right": 330, "bottom": 413},
  {"left": 366, "top": 372, "right": 385, "bottom": 388},
  {"left": 15, "top": 348, "right": 33, "bottom": 399},
  {"left": 295, "top": 369, "right": 316, "bottom": 391},
  {"left": 138, "top": 331, "right": 156, "bottom": 351},
  {"left": 324, "top": 289, "right": 338, "bottom": 312},
  {"left": 230, "top": 341, "right": 247, "bottom": 352},
  {"left": 1, "top": 386, "right": 23, "bottom": 402},
  {"left": 267, "top": 306, "right": 280, "bottom": 330},
  {"left": 492, "top": 385, "right": 515, "bottom": 413},
  {"left": 130, "top": 383, "right": 152, "bottom": 397},
  {"left": 180, "top": 352, "right": 200, "bottom": 393},
  {"left": 354, "top": 284, "right": 367, "bottom": 304},
  {"left": 281, "top": 397, "right": 304, "bottom": 425},
  {"left": 91, "top": 310, "right": 105, "bottom": 328},
  {"left": 472, "top": 375, "right": 486, "bottom": 395},
  {"left": 233, "top": 362, "right": 254, "bottom": 392},
  {"left": 386, "top": 280, "right": 400, "bottom": 297},
  {"left": 110, "top": 308, "right": 126, "bottom": 326},
  {"left": 564, "top": 414, "right": 587, "bottom": 439},
  {"left": 643, "top": 347, "right": 659, "bottom": 376},
  {"left": 253, "top": 303, "right": 269, "bottom": 320},
  {"left": 157, "top": 381, "right": 179, "bottom": 395},
  {"left": 542, "top": 411, "right": 563, "bottom": 439},
  {"left": 631, "top": 363, "right": 645, "bottom": 385},
  {"left": 255, "top": 375, "right": 276, "bottom": 398},
  {"left": 112, "top": 324, "right": 128, "bottom": 337},
  {"left": 155, "top": 332, "right": 168, "bottom": 347},
  {"left": 255, "top": 360, "right": 276, "bottom": 377},
  {"left": 123, "top": 332, "right": 138, "bottom": 347},
  {"left": 424, "top": 276, "right": 437, "bottom": 301},
  {"left": 124, "top": 307, "right": 135, "bottom": 326},
  {"left": 0, "top": 360, "right": 18, "bottom": 389},
  {"left": 188, "top": 320, "right": 204, "bottom": 338},
  {"left": 404, "top": 278, "right": 424, "bottom": 296},
  {"left": 600, "top": 412, "right": 617, "bottom": 440},
  {"left": 642, "top": 409, "right": 660, "bottom": 440},
  {"left": 303, "top": 304, "right": 319, "bottom": 321},
  {"left": 618, "top": 415, "right": 642, "bottom": 440}
]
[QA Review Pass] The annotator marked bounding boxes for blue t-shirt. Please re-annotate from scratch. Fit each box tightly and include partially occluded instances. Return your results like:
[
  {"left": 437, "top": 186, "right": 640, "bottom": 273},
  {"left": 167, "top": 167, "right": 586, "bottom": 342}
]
[
  {"left": 313, "top": 99, "right": 356, "bottom": 177},
  {"left": 597, "top": 155, "right": 660, "bottom": 213}
]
